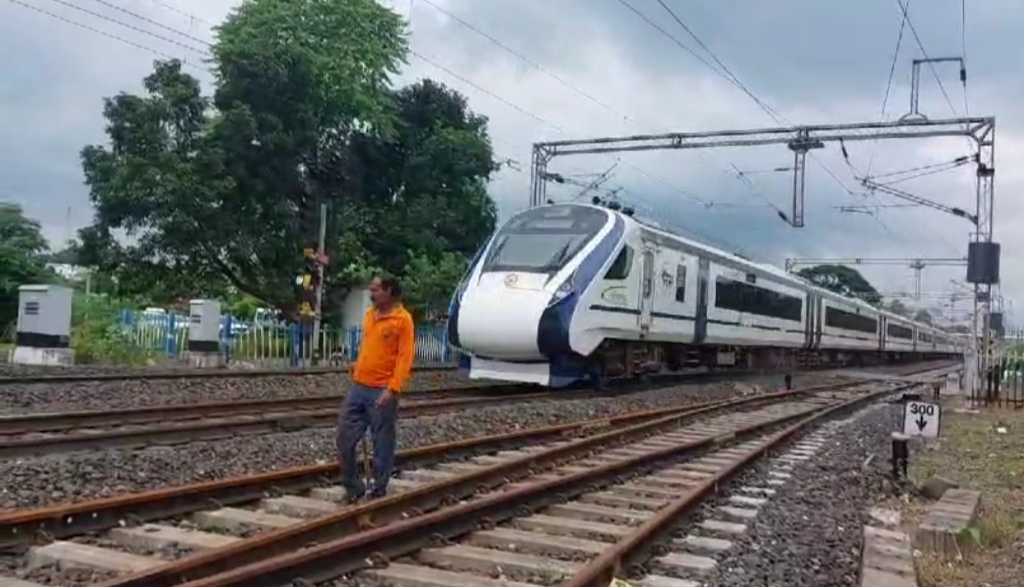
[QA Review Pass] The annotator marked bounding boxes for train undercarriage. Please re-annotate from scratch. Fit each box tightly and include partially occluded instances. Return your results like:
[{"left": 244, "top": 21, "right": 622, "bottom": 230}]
[{"left": 585, "top": 339, "right": 959, "bottom": 382}]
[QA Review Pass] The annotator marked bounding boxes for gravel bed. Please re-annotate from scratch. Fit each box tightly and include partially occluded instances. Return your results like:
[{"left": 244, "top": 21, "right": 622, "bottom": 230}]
[
  {"left": 0, "top": 374, "right": 810, "bottom": 510},
  {"left": 0, "top": 369, "right": 469, "bottom": 413},
  {"left": 688, "top": 398, "right": 905, "bottom": 587}
]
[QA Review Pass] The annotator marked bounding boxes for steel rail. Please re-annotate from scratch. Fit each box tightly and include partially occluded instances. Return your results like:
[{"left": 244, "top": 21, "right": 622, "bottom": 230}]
[
  {"left": 557, "top": 382, "right": 921, "bottom": 587},
  {"left": 4, "top": 382, "right": 846, "bottom": 549},
  {"left": 89, "top": 382, "right": 862, "bottom": 587},
  {"left": 0, "top": 365, "right": 783, "bottom": 435},
  {"left": 0, "top": 369, "right": 843, "bottom": 457},
  {"left": 149, "top": 389, "right": 866, "bottom": 587},
  {"left": 0, "top": 394, "right": 550, "bottom": 458},
  {"left": 0, "top": 383, "right": 534, "bottom": 435},
  {"left": 0, "top": 364, "right": 457, "bottom": 385}
]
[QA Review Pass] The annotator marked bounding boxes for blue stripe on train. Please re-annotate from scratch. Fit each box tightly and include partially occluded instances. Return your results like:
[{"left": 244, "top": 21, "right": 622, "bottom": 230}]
[{"left": 537, "top": 215, "right": 626, "bottom": 364}]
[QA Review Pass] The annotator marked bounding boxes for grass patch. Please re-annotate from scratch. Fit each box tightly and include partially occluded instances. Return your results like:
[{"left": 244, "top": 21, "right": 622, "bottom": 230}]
[{"left": 907, "top": 405, "right": 1024, "bottom": 587}]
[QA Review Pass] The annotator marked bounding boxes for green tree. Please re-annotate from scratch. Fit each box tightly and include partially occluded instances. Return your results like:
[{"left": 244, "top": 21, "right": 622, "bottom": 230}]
[
  {"left": 914, "top": 308, "right": 932, "bottom": 324},
  {"left": 796, "top": 264, "right": 883, "bottom": 306},
  {"left": 0, "top": 203, "right": 52, "bottom": 332},
  {"left": 401, "top": 251, "right": 470, "bottom": 320},
  {"left": 77, "top": 0, "right": 497, "bottom": 321},
  {"left": 40, "top": 246, "right": 79, "bottom": 264},
  {"left": 888, "top": 299, "right": 908, "bottom": 316}
]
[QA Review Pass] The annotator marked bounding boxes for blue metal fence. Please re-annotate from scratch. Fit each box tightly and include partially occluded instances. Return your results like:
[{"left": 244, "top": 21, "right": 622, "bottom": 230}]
[{"left": 117, "top": 310, "right": 457, "bottom": 365}]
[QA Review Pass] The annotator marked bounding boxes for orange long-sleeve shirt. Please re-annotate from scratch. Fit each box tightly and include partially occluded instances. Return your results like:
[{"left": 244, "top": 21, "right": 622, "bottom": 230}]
[{"left": 352, "top": 304, "right": 416, "bottom": 392}]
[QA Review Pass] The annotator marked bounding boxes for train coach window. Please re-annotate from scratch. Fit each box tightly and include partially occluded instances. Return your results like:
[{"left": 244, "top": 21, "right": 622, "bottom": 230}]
[
  {"left": 675, "top": 264, "right": 686, "bottom": 302},
  {"left": 604, "top": 246, "right": 633, "bottom": 280},
  {"left": 715, "top": 277, "right": 802, "bottom": 322},
  {"left": 887, "top": 323, "right": 914, "bottom": 340},
  {"left": 825, "top": 307, "right": 877, "bottom": 334},
  {"left": 918, "top": 332, "right": 933, "bottom": 343}
]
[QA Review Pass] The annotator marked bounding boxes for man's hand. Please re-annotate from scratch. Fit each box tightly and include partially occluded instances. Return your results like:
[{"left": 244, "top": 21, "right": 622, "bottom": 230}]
[{"left": 377, "top": 389, "right": 397, "bottom": 407}]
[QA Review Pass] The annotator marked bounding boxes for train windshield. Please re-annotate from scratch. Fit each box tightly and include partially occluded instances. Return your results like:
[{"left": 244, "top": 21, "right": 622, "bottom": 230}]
[{"left": 482, "top": 205, "right": 609, "bottom": 274}]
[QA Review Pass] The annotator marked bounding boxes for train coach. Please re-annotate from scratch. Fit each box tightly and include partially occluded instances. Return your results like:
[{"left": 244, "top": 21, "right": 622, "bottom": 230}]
[{"left": 446, "top": 202, "right": 962, "bottom": 387}]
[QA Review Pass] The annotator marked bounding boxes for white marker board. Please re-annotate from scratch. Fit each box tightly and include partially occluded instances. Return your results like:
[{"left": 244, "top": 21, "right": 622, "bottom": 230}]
[{"left": 902, "top": 400, "right": 941, "bottom": 439}]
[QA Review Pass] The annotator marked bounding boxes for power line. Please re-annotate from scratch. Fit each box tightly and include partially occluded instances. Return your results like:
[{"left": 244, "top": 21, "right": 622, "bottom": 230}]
[
  {"left": 415, "top": 1, "right": 713, "bottom": 206},
  {"left": 84, "top": 0, "right": 212, "bottom": 47},
  {"left": 638, "top": 0, "right": 900, "bottom": 238},
  {"left": 5, "top": 0, "right": 204, "bottom": 67},
  {"left": 418, "top": 0, "right": 629, "bottom": 123},
  {"left": 866, "top": 0, "right": 910, "bottom": 176},
  {"left": 894, "top": 0, "right": 959, "bottom": 117},
  {"left": 649, "top": 0, "right": 784, "bottom": 124},
  {"left": 419, "top": 0, "right": 809, "bottom": 212},
  {"left": 41, "top": 0, "right": 210, "bottom": 55},
  {"left": 960, "top": 0, "right": 970, "bottom": 116},
  {"left": 410, "top": 51, "right": 565, "bottom": 131},
  {"left": 138, "top": 0, "right": 212, "bottom": 26}
]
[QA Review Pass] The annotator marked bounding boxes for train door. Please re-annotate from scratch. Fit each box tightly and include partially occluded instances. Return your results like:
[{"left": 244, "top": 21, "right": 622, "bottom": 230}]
[
  {"left": 693, "top": 257, "right": 710, "bottom": 344},
  {"left": 804, "top": 297, "right": 814, "bottom": 349},
  {"left": 813, "top": 297, "right": 823, "bottom": 348},
  {"left": 638, "top": 247, "right": 656, "bottom": 332},
  {"left": 878, "top": 316, "right": 886, "bottom": 352}
]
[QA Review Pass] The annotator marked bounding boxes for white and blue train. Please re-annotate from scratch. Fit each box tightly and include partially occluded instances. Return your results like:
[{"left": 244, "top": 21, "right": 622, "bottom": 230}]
[{"left": 446, "top": 203, "right": 962, "bottom": 386}]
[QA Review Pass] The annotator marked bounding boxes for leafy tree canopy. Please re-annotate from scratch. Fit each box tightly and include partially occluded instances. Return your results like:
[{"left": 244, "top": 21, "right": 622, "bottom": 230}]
[
  {"left": 0, "top": 203, "right": 53, "bottom": 331},
  {"left": 795, "top": 264, "right": 883, "bottom": 306},
  {"left": 914, "top": 308, "right": 932, "bottom": 324},
  {"left": 78, "top": 0, "right": 497, "bottom": 320},
  {"left": 888, "top": 299, "right": 908, "bottom": 316}
]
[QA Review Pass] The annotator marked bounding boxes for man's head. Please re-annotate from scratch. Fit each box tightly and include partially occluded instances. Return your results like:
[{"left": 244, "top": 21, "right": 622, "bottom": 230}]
[{"left": 368, "top": 276, "right": 402, "bottom": 307}]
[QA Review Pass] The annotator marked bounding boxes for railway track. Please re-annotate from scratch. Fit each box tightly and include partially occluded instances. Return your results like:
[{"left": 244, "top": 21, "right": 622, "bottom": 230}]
[
  {"left": 0, "top": 365, "right": 458, "bottom": 386},
  {"left": 0, "top": 362, "right": 954, "bottom": 587},
  {"left": 0, "top": 383, "right": 545, "bottom": 458},
  {"left": 0, "top": 368, "right": 848, "bottom": 458}
]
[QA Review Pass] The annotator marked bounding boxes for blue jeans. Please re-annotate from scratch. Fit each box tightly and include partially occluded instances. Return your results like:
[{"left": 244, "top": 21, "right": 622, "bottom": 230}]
[{"left": 336, "top": 383, "right": 399, "bottom": 498}]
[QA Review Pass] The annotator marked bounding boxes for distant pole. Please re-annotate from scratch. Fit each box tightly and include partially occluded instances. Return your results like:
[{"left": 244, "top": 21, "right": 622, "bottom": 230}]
[{"left": 312, "top": 202, "right": 328, "bottom": 362}]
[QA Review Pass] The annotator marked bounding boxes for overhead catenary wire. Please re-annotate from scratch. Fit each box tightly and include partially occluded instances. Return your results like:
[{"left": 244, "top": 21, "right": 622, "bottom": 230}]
[
  {"left": 866, "top": 0, "right": 911, "bottom": 177},
  {"left": 641, "top": 0, "right": 872, "bottom": 216},
  {"left": 5, "top": 0, "right": 201, "bottom": 66},
  {"left": 10, "top": 0, "right": 969, "bottom": 264},
  {"left": 139, "top": 0, "right": 211, "bottom": 26},
  {"left": 415, "top": 0, "right": 714, "bottom": 207},
  {"left": 41, "top": 0, "right": 210, "bottom": 54},
  {"left": 868, "top": 156, "right": 972, "bottom": 184},
  {"left": 417, "top": 0, "right": 797, "bottom": 211},
  {"left": 894, "top": 0, "right": 960, "bottom": 117},
  {"left": 642, "top": 0, "right": 916, "bottom": 249},
  {"left": 83, "top": 0, "right": 211, "bottom": 46},
  {"left": 960, "top": 0, "right": 970, "bottom": 116}
]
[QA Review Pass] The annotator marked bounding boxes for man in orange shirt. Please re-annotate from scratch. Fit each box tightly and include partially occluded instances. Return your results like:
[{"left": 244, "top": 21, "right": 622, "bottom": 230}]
[{"left": 336, "top": 276, "right": 416, "bottom": 502}]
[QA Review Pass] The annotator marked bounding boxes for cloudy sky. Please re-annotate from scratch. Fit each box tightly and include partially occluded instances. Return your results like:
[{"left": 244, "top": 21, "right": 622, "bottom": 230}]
[{"left": 0, "top": 0, "right": 1013, "bottom": 326}]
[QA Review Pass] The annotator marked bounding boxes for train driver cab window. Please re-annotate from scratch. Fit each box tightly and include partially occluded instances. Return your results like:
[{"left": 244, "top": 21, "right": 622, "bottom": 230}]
[
  {"left": 482, "top": 205, "right": 608, "bottom": 276},
  {"left": 604, "top": 246, "right": 633, "bottom": 280},
  {"left": 675, "top": 264, "right": 686, "bottom": 302}
]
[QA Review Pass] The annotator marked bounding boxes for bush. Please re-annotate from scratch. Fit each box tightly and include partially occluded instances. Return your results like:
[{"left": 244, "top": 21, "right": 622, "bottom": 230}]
[{"left": 71, "top": 294, "right": 157, "bottom": 365}]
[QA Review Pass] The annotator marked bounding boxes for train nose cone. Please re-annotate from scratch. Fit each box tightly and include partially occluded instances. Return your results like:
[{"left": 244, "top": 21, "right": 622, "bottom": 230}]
[{"left": 457, "top": 273, "right": 550, "bottom": 361}]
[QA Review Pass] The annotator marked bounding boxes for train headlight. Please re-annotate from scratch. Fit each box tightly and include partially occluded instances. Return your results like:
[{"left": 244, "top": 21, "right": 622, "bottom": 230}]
[{"left": 548, "top": 272, "right": 576, "bottom": 305}]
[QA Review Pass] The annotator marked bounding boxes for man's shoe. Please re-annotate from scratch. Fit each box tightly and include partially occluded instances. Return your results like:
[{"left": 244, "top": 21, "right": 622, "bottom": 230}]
[{"left": 344, "top": 492, "right": 365, "bottom": 505}]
